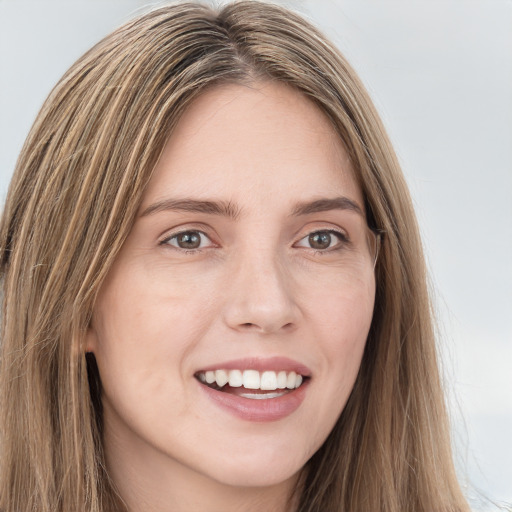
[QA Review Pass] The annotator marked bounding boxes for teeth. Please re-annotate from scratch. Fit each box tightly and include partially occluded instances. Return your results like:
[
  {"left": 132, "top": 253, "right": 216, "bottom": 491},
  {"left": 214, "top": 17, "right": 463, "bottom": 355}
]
[
  {"left": 215, "top": 369, "right": 229, "bottom": 387},
  {"left": 243, "top": 370, "right": 260, "bottom": 389},
  {"left": 228, "top": 369, "right": 243, "bottom": 387},
  {"left": 239, "top": 391, "right": 287, "bottom": 399},
  {"left": 286, "top": 371, "right": 297, "bottom": 389},
  {"left": 198, "top": 369, "right": 306, "bottom": 391},
  {"left": 260, "top": 371, "right": 277, "bottom": 390}
]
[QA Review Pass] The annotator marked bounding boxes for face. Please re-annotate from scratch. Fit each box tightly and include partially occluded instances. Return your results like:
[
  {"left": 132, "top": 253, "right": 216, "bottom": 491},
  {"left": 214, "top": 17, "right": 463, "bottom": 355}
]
[{"left": 87, "top": 82, "right": 376, "bottom": 494}]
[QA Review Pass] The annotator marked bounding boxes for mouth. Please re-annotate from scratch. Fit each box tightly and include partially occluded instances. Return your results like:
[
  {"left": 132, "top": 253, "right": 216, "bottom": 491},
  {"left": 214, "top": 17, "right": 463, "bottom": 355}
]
[{"left": 195, "top": 369, "right": 308, "bottom": 400}]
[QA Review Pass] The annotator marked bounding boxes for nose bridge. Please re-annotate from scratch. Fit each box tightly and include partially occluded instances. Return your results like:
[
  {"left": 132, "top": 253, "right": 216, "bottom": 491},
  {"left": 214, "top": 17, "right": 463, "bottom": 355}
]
[{"left": 222, "top": 242, "right": 300, "bottom": 334}]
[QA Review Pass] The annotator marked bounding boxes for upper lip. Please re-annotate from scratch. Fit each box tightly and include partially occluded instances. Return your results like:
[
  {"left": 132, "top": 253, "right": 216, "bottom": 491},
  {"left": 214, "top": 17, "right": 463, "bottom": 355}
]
[{"left": 196, "top": 356, "right": 312, "bottom": 377}]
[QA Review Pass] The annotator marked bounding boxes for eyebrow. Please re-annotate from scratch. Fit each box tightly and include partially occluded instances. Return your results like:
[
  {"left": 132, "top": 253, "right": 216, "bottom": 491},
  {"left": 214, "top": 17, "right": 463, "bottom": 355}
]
[
  {"left": 140, "top": 196, "right": 363, "bottom": 219},
  {"left": 291, "top": 197, "right": 363, "bottom": 217},
  {"left": 140, "top": 198, "right": 242, "bottom": 219}
]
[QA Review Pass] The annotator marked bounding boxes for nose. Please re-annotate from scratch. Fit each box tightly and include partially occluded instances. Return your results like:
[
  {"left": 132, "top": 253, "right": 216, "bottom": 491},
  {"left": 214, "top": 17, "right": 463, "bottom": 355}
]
[{"left": 222, "top": 250, "right": 301, "bottom": 335}]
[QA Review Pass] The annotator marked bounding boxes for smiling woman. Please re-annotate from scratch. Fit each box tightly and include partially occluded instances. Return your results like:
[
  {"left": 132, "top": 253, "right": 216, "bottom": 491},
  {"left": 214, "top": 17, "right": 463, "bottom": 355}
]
[
  {"left": 85, "top": 83, "right": 379, "bottom": 502},
  {"left": 0, "top": 2, "right": 469, "bottom": 512}
]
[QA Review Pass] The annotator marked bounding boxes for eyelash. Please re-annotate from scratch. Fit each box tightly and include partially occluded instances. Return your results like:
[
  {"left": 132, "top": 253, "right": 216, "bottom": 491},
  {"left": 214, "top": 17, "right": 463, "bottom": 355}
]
[
  {"left": 160, "top": 228, "right": 349, "bottom": 254},
  {"left": 295, "top": 229, "right": 349, "bottom": 253},
  {"left": 160, "top": 230, "right": 214, "bottom": 253}
]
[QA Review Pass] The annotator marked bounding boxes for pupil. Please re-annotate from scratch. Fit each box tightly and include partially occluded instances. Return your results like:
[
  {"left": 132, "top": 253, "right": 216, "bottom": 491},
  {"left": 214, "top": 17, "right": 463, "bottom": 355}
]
[
  {"left": 178, "top": 232, "right": 200, "bottom": 249},
  {"left": 309, "top": 232, "right": 331, "bottom": 249}
]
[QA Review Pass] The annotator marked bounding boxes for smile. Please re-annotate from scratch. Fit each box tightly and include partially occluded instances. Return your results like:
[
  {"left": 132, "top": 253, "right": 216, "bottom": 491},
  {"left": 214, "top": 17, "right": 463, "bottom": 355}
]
[
  {"left": 196, "top": 369, "right": 304, "bottom": 397},
  {"left": 195, "top": 357, "right": 311, "bottom": 421}
]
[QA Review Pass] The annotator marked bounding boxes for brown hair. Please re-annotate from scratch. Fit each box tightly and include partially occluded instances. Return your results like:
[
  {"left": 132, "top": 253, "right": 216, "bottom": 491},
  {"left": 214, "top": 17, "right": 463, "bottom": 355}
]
[{"left": 0, "top": 2, "right": 469, "bottom": 511}]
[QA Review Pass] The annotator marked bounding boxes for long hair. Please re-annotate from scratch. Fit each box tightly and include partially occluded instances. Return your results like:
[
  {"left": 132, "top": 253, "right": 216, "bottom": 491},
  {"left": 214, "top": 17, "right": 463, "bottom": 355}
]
[{"left": 0, "top": 2, "right": 469, "bottom": 511}]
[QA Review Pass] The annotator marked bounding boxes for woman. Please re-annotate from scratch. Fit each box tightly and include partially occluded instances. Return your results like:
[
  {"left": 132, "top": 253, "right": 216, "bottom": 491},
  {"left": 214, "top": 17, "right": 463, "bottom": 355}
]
[{"left": 0, "top": 1, "right": 470, "bottom": 511}]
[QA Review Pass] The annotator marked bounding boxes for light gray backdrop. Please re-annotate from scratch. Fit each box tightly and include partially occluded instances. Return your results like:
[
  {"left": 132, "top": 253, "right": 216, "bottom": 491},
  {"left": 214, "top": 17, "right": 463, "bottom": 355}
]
[{"left": 0, "top": 1, "right": 511, "bottom": 510}]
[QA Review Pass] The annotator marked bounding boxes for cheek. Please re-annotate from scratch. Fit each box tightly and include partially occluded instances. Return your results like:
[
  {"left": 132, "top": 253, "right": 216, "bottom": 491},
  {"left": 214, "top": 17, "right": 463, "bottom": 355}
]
[
  {"left": 93, "top": 258, "right": 218, "bottom": 346},
  {"left": 290, "top": 274, "right": 374, "bottom": 461},
  {"left": 308, "top": 268, "right": 375, "bottom": 347},
  {"left": 89, "top": 265, "right": 220, "bottom": 398},
  {"left": 307, "top": 272, "right": 375, "bottom": 396},
  {"left": 87, "top": 271, "right": 225, "bottom": 447}
]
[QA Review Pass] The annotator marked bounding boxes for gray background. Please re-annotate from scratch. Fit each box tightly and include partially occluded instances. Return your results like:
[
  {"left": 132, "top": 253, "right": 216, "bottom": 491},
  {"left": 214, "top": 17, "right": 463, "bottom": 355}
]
[{"left": 0, "top": 1, "right": 511, "bottom": 509}]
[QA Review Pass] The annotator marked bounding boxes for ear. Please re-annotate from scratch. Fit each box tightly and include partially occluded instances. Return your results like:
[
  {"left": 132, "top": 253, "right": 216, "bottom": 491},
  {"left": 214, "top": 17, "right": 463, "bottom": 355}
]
[{"left": 85, "top": 324, "right": 99, "bottom": 354}]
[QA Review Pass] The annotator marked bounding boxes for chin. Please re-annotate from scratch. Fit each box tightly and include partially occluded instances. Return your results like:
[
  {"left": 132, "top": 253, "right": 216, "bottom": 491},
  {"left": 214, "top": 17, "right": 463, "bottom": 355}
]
[
  {"left": 197, "top": 444, "right": 308, "bottom": 489},
  {"left": 208, "top": 463, "right": 303, "bottom": 489}
]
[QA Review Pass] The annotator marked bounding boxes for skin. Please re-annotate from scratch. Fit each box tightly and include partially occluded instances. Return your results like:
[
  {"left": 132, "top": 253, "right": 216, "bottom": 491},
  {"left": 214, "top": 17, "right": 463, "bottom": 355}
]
[{"left": 86, "top": 82, "right": 377, "bottom": 512}]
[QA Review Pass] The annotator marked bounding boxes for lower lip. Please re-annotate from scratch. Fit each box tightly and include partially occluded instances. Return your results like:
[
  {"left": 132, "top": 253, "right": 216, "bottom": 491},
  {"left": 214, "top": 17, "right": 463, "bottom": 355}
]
[{"left": 198, "top": 380, "right": 309, "bottom": 422}]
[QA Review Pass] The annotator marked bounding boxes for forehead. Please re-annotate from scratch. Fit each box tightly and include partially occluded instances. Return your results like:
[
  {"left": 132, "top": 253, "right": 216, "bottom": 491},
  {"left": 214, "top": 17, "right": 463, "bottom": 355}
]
[{"left": 143, "top": 81, "right": 362, "bottom": 210}]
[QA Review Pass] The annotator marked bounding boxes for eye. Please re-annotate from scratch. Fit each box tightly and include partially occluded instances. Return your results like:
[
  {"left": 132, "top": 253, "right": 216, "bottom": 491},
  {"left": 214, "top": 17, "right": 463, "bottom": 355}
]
[
  {"left": 162, "top": 230, "right": 213, "bottom": 251},
  {"left": 295, "top": 229, "right": 348, "bottom": 251}
]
